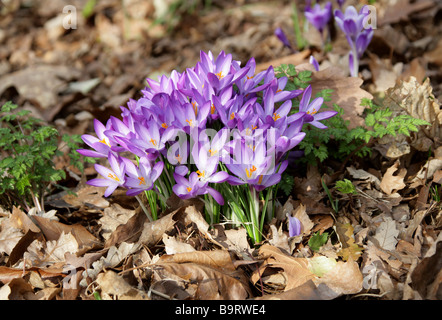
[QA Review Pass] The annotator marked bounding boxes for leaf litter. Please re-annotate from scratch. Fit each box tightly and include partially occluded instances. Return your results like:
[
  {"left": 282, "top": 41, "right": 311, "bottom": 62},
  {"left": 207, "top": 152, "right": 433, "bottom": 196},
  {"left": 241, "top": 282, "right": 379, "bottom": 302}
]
[{"left": 0, "top": 0, "right": 441, "bottom": 301}]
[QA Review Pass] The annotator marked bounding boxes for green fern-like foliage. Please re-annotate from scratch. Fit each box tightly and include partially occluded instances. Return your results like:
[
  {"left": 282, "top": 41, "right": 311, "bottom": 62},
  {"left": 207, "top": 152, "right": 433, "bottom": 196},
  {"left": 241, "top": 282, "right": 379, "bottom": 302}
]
[{"left": 0, "top": 102, "right": 93, "bottom": 211}]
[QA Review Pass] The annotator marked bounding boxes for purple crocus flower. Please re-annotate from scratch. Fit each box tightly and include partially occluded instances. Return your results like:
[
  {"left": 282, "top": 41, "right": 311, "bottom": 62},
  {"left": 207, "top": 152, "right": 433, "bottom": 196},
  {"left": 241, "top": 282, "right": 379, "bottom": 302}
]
[
  {"left": 225, "top": 139, "right": 280, "bottom": 191},
  {"left": 287, "top": 214, "right": 301, "bottom": 237},
  {"left": 274, "top": 27, "right": 292, "bottom": 50},
  {"left": 336, "top": 0, "right": 345, "bottom": 9},
  {"left": 77, "top": 119, "right": 113, "bottom": 158},
  {"left": 121, "top": 120, "right": 175, "bottom": 158},
  {"left": 122, "top": 156, "right": 164, "bottom": 196},
  {"left": 298, "top": 85, "right": 338, "bottom": 129},
  {"left": 309, "top": 55, "right": 320, "bottom": 71},
  {"left": 197, "top": 50, "right": 250, "bottom": 93},
  {"left": 334, "top": 6, "right": 374, "bottom": 77},
  {"left": 172, "top": 170, "right": 225, "bottom": 205},
  {"left": 305, "top": 2, "right": 332, "bottom": 36},
  {"left": 87, "top": 153, "right": 125, "bottom": 197},
  {"left": 191, "top": 142, "right": 230, "bottom": 185}
]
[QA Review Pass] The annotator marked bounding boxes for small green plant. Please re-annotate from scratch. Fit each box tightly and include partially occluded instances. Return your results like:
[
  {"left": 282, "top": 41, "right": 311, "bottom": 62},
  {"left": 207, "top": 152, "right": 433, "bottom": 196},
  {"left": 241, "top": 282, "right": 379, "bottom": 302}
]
[
  {"left": 308, "top": 231, "right": 329, "bottom": 251},
  {"left": 335, "top": 179, "right": 357, "bottom": 195},
  {"left": 0, "top": 102, "right": 91, "bottom": 212},
  {"left": 275, "top": 64, "right": 430, "bottom": 166}
]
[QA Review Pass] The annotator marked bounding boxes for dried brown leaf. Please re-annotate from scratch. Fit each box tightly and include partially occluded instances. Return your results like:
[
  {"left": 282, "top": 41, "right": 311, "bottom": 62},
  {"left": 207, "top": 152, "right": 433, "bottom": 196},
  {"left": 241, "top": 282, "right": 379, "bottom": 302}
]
[
  {"left": 313, "top": 258, "right": 363, "bottom": 298},
  {"left": 96, "top": 270, "right": 149, "bottom": 300},
  {"left": 32, "top": 215, "right": 100, "bottom": 255},
  {"left": 0, "top": 277, "right": 36, "bottom": 300},
  {"left": 335, "top": 222, "right": 364, "bottom": 261},
  {"left": 303, "top": 66, "right": 372, "bottom": 129},
  {"left": 63, "top": 185, "right": 110, "bottom": 209},
  {"left": 373, "top": 217, "right": 400, "bottom": 251},
  {"left": 0, "top": 65, "right": 80, "bottom": 115},
  {"left": 153, "top": 259, "right": 251, "bottom": 300},
  {"left": 384, "top": 77, "right": 442, "bottom": 141},
  {"left": 99, "top": 203, "right": 137, "bottom": 241},
  {"left": 137, "top": 211, "right": 176, "bottom": 247},
  {"left": 104, "top": 210, "right": 146, "bottom": 248},
  {"left": 159, "top": 250, "right": 237, "bottom": 271},
  {"left": 380, "top": 161, "right": 407, "bottom": 195},
  {"left": 254, "top": 280, "right": 323, "bottom": 300},
  {"left": 162, "top": 234, "right": 196, "bottom": 255},
  {"left": 252, "top": 244, "right": 315, "bottom": 291}
]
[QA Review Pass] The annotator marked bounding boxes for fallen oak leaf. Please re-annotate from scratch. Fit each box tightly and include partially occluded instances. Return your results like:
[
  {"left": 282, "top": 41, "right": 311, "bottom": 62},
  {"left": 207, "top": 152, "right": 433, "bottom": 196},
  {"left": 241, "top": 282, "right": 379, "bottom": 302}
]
[
  {"left": 335, "top": 222, "right": 364, "bottom": 261},
  {"left": 373, "top": 217, "right": 400, "bottom": 251},
  {"left": 152, "top": 251, "right": 252, "bottom": 300},
  {"left": 380, "top": 161, "right": 407, "bottom": 195},
  {"left": 252, "top": 244, "right": 315, "bottom": 291},
  {"left": 32, "top": 216, "right": 100, "bottom": 255},
  {"left": 312, "top": 258, "right": 363, "bottom": 299},
  {"left": 96, "top": 270, "right": 149, "bottom": 300},
  {"left": 162, "top": 234, "right": 196, "bottom": 255}
]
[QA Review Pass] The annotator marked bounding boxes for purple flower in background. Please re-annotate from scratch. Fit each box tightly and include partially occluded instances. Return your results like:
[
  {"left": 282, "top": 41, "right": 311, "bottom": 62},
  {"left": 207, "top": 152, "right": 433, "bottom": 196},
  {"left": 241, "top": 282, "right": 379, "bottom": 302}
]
[
  {"left": 274, "top": 27, "right": 292, "bottom": 50},
  {"left": 299, "top": 85, "right": 338, "bottom": 129},
  {"left": 334, "top": 6, "right": 374, "bottom": 76},
  {"left": 309, "top": 55, "right": 320, "bottom": 71},
  {"left": 287, "top": 214, "right": 301, "bottom": 237},
  {"left": 305, "top": 2, "right": 332, "bottom": 36},
  {"left": 336, "top": 0, "right": 345, "bottom": 9},
  {"left": 87, "top": 153, "right": 125, "bottom": 197}
]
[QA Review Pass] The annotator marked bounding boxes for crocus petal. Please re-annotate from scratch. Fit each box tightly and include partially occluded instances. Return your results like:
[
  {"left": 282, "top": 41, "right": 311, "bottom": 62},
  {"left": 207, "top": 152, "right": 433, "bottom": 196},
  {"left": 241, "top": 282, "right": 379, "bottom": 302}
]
[
  {"left": 76, "top": 149, "right": 107, "bottom": 158},
  {"left": 313, "top": 110, "right": 339, "bottom": 121},
  {"left": 87, "top": 178, "right": 111, "bottom": 188},
  {"left": 299, "top": 85, "right": 312, "bottom": 112},
  {"left": 288, "top": 215, "right": 301, "bottom": 237},
  {"left": 104, "top": 185, "right": 119, "bottom": 198},
  {"left": 207, "top": 187, "right": 224, "bottom": 205},
  {"left": 208, "top": 171, "right": 229, "bottom": 183}
]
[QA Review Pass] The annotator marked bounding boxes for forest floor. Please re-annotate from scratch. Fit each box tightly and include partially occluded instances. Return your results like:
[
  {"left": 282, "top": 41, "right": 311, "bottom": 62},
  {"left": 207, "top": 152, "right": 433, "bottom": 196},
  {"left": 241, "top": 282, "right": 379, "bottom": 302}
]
[{"left": 0, "top": 0, "right": 441, "bottom": 302}]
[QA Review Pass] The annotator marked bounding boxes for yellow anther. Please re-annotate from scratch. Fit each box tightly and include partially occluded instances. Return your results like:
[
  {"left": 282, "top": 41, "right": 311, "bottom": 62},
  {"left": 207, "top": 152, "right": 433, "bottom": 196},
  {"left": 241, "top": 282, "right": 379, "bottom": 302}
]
[
  {"left": 161, "top": 123, "right": 168, "bottom": 129},
  {"left": 108, "top": 173, "right": 120, "bottom": 182},
  {"left": 138, "top": 176, "right": 146, "bottom": 185},
  {"left": 187, "top": 187, "right": 192, "bottom": 192},
  {"left": 100, "top": 138, "right": 110, "bottom": 147},
  {"left": 192, "top": 101, "right": 198, "bottom": 116},
  {"left": 197, "top": 170, "right": 205, "bottom": 178}
]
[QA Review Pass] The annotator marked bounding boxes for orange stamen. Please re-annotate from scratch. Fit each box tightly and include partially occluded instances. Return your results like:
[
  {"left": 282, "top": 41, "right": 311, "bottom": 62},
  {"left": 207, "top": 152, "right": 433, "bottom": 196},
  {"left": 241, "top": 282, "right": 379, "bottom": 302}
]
[
  {"left": 108, "top": 173, "right": 120, "bottom": 181},
  {"left": 100, "top": 138, "right": 110, "bottom": 147}
]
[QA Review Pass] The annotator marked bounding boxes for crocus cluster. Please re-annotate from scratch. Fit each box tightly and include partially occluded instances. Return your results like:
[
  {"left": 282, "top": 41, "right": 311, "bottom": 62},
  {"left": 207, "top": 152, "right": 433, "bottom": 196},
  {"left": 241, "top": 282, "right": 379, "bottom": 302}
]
[
  {"left": 334, "top": 5, "right": 373, "bottom": 77},
  {"left": 78, "top": 50, "right": 337, "bottom": 242}
]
